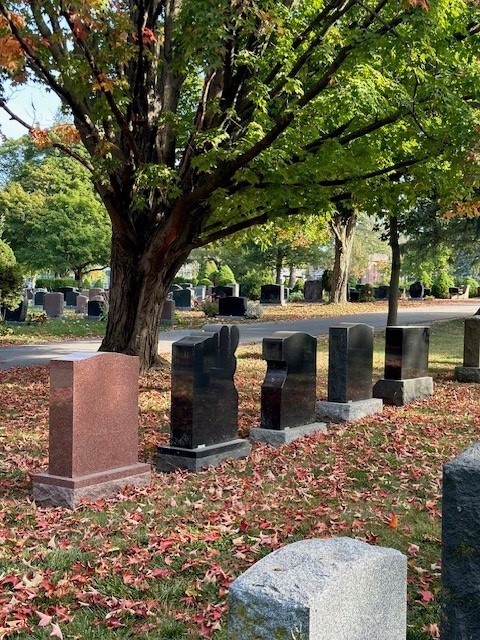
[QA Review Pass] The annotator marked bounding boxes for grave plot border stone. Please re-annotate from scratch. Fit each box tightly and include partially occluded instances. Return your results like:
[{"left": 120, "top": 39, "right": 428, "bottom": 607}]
[
  {"left": 229, "top": 537, "right": 407, "bottom": 640},
  {"left": 250, "top": 331, "right": 326, "bottom": 447},
  {"left": 32, "top": 352, "right": 150, "bottom": 508}
]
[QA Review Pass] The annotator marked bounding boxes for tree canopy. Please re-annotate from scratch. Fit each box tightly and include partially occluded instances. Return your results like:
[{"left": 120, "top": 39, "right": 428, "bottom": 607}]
[
  {"left": 0, "top": 140, "right": 111, "bottom": 284},
  {"left": 0, "top": 0, "right": 479, "bottom": 369}
]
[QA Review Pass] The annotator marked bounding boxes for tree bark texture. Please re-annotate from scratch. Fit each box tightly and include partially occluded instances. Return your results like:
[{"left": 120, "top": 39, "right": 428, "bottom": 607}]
[
  {"left": 329, "top": 210, "right": 357, "bottom": 304},
  {"left": 387, "top": 215, "right": 401, "bottom": 326}
]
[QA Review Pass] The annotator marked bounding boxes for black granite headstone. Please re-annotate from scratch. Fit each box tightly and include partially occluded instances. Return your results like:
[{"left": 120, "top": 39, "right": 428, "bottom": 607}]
[
  {"left": 57, "top": 287, "right": 75, "bottom": 299},
  {"left": 219, "top": 296, "right": 247, "bottom": 317},
  {"left": 349, "top": 289, "right": 360, "bottom": 302},
  {"left": 423, "top": 287, "right": 431, "bottom": 297},
  {"left": 441, "top": 443, "right": 480, "bottom": 639},
  {"left": 172, "top": 288, "right": 193, "bottom": 308},
  {"left": 409, "top": 281, "right": 424, "bottom": 299},
  {"left": 261, "top": 331, "right": 317, "bottom": 430},
  {"left": 384, "top": 326, "right": 429, "bottom": 380},
  {"left": 180, "top": 283, "right": 193, "bottom": 289},
  {"left": 65, "top": 290, "right": 80, "bottom": 306},
  {"left": 462, "top": 317, "right": 480, "bottom": 367},
  {"left": 212, "top": 286, "right": 234, "bottom": 298},
  {"left": 4, "top": 298, "right": 28, "bottom": 322},
  {"left": 169, "top": 325, "right": 240, "bottom": 448},
  {"left": 169, "top": 284, "right": 183, "bottom": 293},
  {"left": 260, "top": 284, "right": 285, "bottom": 305},
  {"left": 87, "top": 300, "right": 103, "bottom": 317},
  {"left": 374, "top": 285, "right": 389, "bottom": 300},
  {"left": 328, "top": 323, "right": 374, "bottom": 403},
  {"left": 34, "top": 291, "right": 45, "bottom": 306}
]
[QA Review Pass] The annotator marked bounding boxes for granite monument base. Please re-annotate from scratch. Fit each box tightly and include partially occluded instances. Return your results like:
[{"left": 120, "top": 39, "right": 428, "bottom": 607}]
[
  {"left": 249, "top": 422, "right": 327, "bottom": 447},
  {"left": 156, "top": 439, "right": 251, "bottom": 472},
  {"left": 33, "top": 463, "right": 151, "bottom": 509},
  {"left": 454, "top": 366, "right": 480, "bottom": 383},
  {"left": 316, "top": 398, "right": 383, "bottom": 423},
  {"left": 373, "top": 377, "right": 433, "bottom": 406}
]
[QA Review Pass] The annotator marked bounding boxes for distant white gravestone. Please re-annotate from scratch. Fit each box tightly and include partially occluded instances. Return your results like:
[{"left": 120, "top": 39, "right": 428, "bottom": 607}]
[{"left": 229, "top": 537, "right": 407, "bottom": 640}]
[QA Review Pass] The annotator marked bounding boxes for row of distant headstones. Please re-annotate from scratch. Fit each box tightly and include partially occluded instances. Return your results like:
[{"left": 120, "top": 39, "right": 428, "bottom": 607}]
[{"left": 31, "top": 319, "right": 480, "bottom": 637}]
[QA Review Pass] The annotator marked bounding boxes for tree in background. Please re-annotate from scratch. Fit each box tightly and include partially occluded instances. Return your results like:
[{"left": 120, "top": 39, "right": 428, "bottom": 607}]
[
  {"left": 0, "top": 238, "right": 23, "bottom": 315},
  {"left": 0, "top": 1, "right": 478, "bottom": 369},
  {"left": 0, "top": 141, "right": 110, "bottom": 286}
]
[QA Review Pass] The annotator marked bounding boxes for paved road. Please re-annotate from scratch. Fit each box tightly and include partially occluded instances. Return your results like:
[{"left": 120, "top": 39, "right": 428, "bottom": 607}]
[{"left": 0, "top": 302, "right": 477, "bottom": 370}]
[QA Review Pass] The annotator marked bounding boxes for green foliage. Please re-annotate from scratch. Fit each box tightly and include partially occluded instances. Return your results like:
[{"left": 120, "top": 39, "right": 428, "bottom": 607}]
[
  {"left": 26, "top": 310, "right": 48, "bottom": 324},
  {"left": 322, "top": 269, "right": 333, "bottom": 293},
  {"left": 292, "top": 279, "right": 305, "bottom": 293},
  {"left": 432, "top": 271, "right": 454, "bottom": 299},
  {"left": 0, "top": 146, "right": 110, "bottom": 283},
  {"left": 359, "top": 283, "right": 375, "bottom": 303},
  {"left": 197, "top": 278, "right": 213, "bottom": 287},
  {"left": 0, "top": 239, "right": 23, "bottom": 311},
  {"left": 239, "top": 272, "right": 265, "bottom": 300},
  {"left": 464, "top": 277, "right": 479, "bottom": 297},
  {"left": 36, "top": 277, "right": 76, "bottom": 290},
  {"left": 201, "top": 300, "right": 219, "bottom": 317},
  {"left": 288, "top": 291, "right": 304, "bottom": 302},
  {"left": 198, "top": 261, "right": 218, "bottom": 283},
  {"left": 216, "top": 264, "right": 236, "bottom": 286}
]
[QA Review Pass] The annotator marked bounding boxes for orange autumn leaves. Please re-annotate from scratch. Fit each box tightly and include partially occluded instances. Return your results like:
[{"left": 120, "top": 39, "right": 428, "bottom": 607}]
[{"left": 29, "top": 125, "right": 81, "bottom": 149}]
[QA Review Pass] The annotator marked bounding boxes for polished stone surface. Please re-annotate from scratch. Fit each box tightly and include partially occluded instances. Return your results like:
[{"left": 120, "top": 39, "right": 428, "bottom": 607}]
[
  {"left": 4, "top": 298, "right": 28, "bottom": 322},
  {"left": 260, "top": 284, "right": 285, "bottom": 305},
  {"left": 384, "top": 326, "right": 430, "bottom": 380},
  {"left": 304, "top": 280, "right": 323, "bottom": 302},
  {"left": 261, "top": 331, "right": 317, "bottom": 430},
  {"left": 166, "top": 325, "right": 241, "bottom": 452},
  {"left": 32, "top": 352, "right": 150, "bottom": 507},
  {"left": 43, "top": 292, "right": 64, "bottom": 318},
  {"left": 328, "top": 323, "right": 374, "bottom": 403},
  {"left": 172, "top": 288, "right": 193, "bottom": 309},
  {"left": 316, "top": 398, "right": 383, "bottom": 423},
  {"left": 156, "top": 439, "right": 251, "bottom": 472},
  {"left": 409, "top": 281, "right": 424, "bottom": 299},
  {"left": 455, "top": 366, "right": 480, "bottom": 383},
  {"left": 218, "top": 296, "right": 247, "bottom": 317},
  {"left": 462, "top": 317, "right": 480, "bottom": 367},
  {"left": 373, "top": 376, "right": 433, "bottom": 406}
]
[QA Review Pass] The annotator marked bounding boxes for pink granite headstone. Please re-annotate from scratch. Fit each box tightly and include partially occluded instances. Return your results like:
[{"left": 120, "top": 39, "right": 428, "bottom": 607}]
[
  {"left": 89, "top": 288, "right": 104, "bottom": 300},
  {"left": 43, "top": 292, "right": 64, "bottom": 317},
  {"left": 33, "top": 352, "right": 150, "bottom": 508},
  {"left": 76, "top": 295, "right": 88, "bottom": 313}
]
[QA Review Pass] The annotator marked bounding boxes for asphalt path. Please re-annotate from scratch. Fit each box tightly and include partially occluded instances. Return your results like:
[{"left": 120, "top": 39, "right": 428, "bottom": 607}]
[{"left": 0, "top": 301, "right": 478, "bottom": 370}]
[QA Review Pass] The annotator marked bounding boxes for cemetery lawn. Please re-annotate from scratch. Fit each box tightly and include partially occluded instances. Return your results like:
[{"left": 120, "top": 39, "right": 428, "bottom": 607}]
[{"left": 0, "top": 317, "right": 472, "bottom": 639}]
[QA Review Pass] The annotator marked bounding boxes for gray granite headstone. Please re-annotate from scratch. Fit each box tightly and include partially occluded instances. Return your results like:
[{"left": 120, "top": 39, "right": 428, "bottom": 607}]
[
  {"left": 229, "top": 537, "right": 407, "bottom": 640},
  {"left": 441, "top": 443, "right": 480, "bottom": 639},
  {"left": 463, "top": 317, "right": 480, "bottom": 367},
  {"left": 328, "top": 323, "right": 374, "bottom": 403},
  {"left": 172, "top": 288, "right": 193, "bottom": 309},
  {"left": 34, "top": 291, "right": 45, "bottom": 306},
  {"left": 43, "top": 292, "right": 64, "bottom": 318},
  {"left": 304, "top": 280, "right": 323, "bottom": 302}
]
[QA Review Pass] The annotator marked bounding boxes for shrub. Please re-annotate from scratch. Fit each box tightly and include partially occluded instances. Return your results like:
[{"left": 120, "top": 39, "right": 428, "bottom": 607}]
[
  {"left": 463, "top": 276, "right": 478, "bottom": 297},
  {"left": 197, "top": 278, "right": 213, "bottom": 287},
  {"left": 216, "top": 264, "right": 236, "bottom": 285},
  {"left": 27, "top": 310, "right": 48, "bottom": 324},
  {"left": 321, "top": 269, "right": 333, "bottom": 292},
  {"left": 288, "top": 291, "right": 304, "bottom": 302},
  {"left": 245, "top": 301, "right": 264, "bottom": 319},
  {"left": 292, "top": 278, "right": 305, "bottom": 293},
  {"left": 36, "top": 277, "right": 76, "bottom": 290},
  {"left": 201, "top": 300, "right": 219, "bottom": 317},
  {"left": 0, "top": 240, "right": 23, "bottom": 312},
  {"left": 359, "top": 283, "right": 375, "bottom": 302},
  {"left": 431, "top": 271, "right": 453, "bottom": 299},
  {"left": 240, "top": 272, "right": 265, "bottom": 300}
]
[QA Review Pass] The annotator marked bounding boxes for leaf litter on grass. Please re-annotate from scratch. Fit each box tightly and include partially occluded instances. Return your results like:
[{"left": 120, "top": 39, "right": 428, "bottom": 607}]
[{"left": 0, "top": 319, "right": 477, "bottom": 639}]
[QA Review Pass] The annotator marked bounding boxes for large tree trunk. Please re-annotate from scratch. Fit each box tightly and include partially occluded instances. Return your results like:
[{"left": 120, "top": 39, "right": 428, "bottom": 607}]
[
  {"left": 387, "top": 214, "right": 401, "bottom": 326},
  {"left": 100, "top": 227, "right": 190, "bottom": 372},
  {"left": 329, "top": 209, "right": 357, "bottom": 304},
  {"left": 288, "top": 263, "right": 296, "bottom": 288},
  {"left": 275, "top": 248, "right": 284, "bottom": 285}
]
